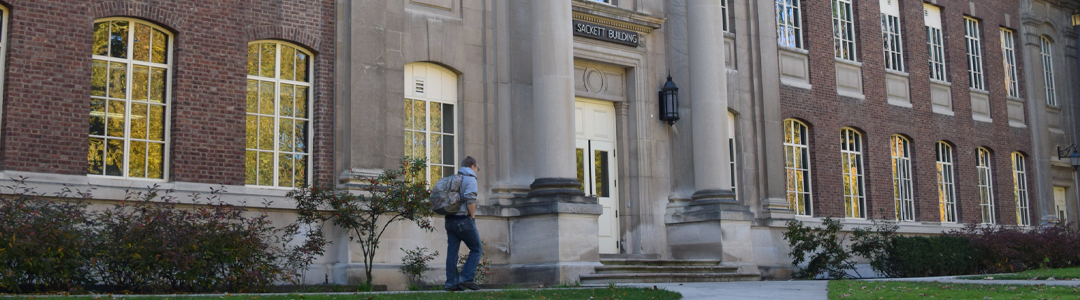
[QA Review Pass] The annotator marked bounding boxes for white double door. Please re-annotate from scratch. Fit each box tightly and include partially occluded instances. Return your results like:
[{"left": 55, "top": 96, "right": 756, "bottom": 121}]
[{"left": 574, "top": 98, "right": 620, "bottom": 254}]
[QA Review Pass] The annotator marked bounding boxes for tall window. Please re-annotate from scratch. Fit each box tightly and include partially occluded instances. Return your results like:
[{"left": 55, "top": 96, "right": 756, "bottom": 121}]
[
  {"left": 1040, "top": 37, "right": 1056, "bottom": 106},
  {"left": 729, "top": 112, "right": 738, "bottom": 200},
  {"left": 1000, "top": 29, "right": 1019, "bottom": 98},
  {"left": 880, "top": 0, "right": 904, "bottom": 72},
  {"left": 1012, "top": 152, "right": 1030, "bottom": 226},
  {"left": 841, "top": 128, "right": 865, "bottom": 218},
  {"left": 832, "top": 0, "right": 857, "bottom": 61},
  {"left": 89, "top": 19, "right": 172, "bottom": 179},
  {"left": 976, "top": 148, "right": 996, "bottom": 224},
  {"left": 936, "top": 142, "right": 957, "bottom": 222},
  {"left": 925, "top": 5, "right": 947, "bottom": 81},
  {"left": 776, "top": 0, "right": 803, "bottom": 49},
  {"left": 964, "top": 17, "right": 984, "bottom": 90},
  {"left": 891, "top": 135, "right": 914, "bottom": 221},
  {"left": 404, "top": 63, "right": 457, "bottom": 184},
  {"left": 245, "top": 41, "right": 313, "bottom": 188},
  {"left": 0, "top": 5, "right": 8, "bottom": 132},
  {"left": 784, "top": 119, "right": 812, "bottom": 216},
  {"left": 721, "top": 0, "right": 730, "bottom": 33}
]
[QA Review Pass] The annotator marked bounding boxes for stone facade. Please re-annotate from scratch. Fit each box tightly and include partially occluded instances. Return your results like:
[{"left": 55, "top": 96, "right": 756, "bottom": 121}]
[{"left": 0, "top": 0, "right": 1077, "bottom": 289}]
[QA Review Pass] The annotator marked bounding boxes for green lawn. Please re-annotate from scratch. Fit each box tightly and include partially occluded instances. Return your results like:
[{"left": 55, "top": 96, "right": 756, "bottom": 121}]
[
  {"left": 829, "top": 281, "right": 1080, "bottom": 299},
  {"left": 957, "top": 267, "right": 1080, "bottom": 280},
  {"left": 11, "top": 288, "right": 680, "bottom": 300}
]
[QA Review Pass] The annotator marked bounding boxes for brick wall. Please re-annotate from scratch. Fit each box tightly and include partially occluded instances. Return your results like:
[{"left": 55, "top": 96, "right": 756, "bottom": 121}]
[
  {"left": 1, "top": 0, "right": 335, "bottom": 185},
  {"left": 780, "top": 0, "right": 1035, "bottom": 225}
]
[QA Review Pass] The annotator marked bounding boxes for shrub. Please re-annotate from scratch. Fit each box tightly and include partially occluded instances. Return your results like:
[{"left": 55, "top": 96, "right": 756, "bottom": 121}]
[
  {"left": 783, "top": 217, "right": 855, "bottom": 279},
  {"left": 399, "top": 247, "right": 438, "bottom": 286},
  {"left": 889, "top": 235, "right": 978, "bottom": 277},
  {"left": 456, "top": 244, "right": 492, "bottom": 284},
  {"left": 849, "top": 219, "right": 899, "bottom": 277},
  {"left": 0, "top": 180, "right": 95, "bottom": 293},
  {"left": 948, "top": 222, "right": 1080, "bottom": 273}
]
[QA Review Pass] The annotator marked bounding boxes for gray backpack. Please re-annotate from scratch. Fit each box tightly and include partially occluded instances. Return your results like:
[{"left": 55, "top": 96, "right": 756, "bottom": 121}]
[{"left": 429, "top": 174, "right": 465, "bottom": 215}]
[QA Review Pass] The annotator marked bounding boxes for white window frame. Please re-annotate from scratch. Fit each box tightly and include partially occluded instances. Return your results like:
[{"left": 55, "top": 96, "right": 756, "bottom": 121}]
[
  {"left": 891, "top": 135, "right": 914, "bottom": 221},
  {"left": 925, "top": 5, "right": 947, "bottom": 82},
  {"left": 1000, "top": 28, "right": 1019, "bottom": 98},
  {"left": 976, "top": 147, "right": 996, "bottom": 224},
  {"left": 784, "top": 119, "right": 812, "bottom": 216},
  {"left": 841, "top": 128, "right": 865, "bottom": 219},
  {"left": 89, "top": 18, "right": 174, "bottom": 181},
  {"left": 404, "top": 63, "right": 458, "bottom": 184},
  {"left": 832, "top": 0, "right": 857, "bottom": 61},
  {"left": 936, "top": 141, "right": 957, "bottom": 223},
  {"left": 964, "top": 17, "right": 985, "bottom": 90},
  {"left": 1012, "top": 152, "right": 1030, "bottom": 226},
  {"left": 1040, "top": 36, "right": 1056, "bottom": 106},
  {"left": 880, "top": 0, "right": 904, "bottom": 72},
  {"left": 721, "top": 0, "right": 730, "bottom": 33},
  {"left": 729, "top": 112, "right": 737, "bottom": 200},
  {"left": 777, "top": 0, "right": 804, "bottom": 49},
  {"left": 245, "top": 41, "right": 315, "bottom": 188}
]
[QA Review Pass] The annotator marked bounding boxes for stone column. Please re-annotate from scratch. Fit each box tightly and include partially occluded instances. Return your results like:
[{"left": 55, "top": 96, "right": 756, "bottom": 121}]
[
  {"left": 687, "top": 0, "right": 733, "bottom": 202},
  {"left": 527, "top": 0, "right": 585, "bottom": 198}
]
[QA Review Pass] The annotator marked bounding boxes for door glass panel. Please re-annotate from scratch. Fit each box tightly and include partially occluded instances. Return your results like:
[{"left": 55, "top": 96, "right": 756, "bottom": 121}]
[
  {"left": 595, "top": 150, "right": 609, "bottom": 197},
  {"left": 576, "top": 148, "right": 585, "bottom": 192}
]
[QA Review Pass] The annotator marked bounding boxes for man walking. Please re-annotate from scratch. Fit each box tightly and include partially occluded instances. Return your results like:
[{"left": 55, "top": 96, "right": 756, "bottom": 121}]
[{"left": 445, "top": 156, "right": 482, "bottom": 291}]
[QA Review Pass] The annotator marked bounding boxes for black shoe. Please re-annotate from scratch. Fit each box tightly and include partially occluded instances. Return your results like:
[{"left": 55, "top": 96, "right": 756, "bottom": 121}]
[
  {"left": 444, "top": 285, "right": 464, "bottom": 291},
  {"left": 459, "top": 282, "right": 481, "bottom": 290}
]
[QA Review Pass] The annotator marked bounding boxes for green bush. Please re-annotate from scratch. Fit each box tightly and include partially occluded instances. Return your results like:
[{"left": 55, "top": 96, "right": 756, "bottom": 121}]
[
  {"left": 783, "top": 217, "right": 855, "bottom": 279},
  {"left": 0, "top": 181, "right": 94, "bottom": 293},
  {"left": 889, "top": 235, "right": 978, "bottom": 277}
]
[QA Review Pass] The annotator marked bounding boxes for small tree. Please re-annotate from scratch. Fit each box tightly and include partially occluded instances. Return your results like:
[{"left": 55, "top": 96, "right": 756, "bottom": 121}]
[{"left": 292, "top": 157, "right": 434, "bottom": 286}]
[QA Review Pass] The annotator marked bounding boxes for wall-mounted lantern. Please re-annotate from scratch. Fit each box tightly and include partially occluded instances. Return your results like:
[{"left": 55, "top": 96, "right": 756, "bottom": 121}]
[
  {"left": 658, "top": 74, "right": 680, "bottom": 125},
  {"left": 1058, "top": 144, "right": 1080, "bottom": 169}
]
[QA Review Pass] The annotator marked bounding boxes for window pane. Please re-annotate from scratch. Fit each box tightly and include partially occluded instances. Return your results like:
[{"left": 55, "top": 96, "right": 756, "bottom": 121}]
[
  {"left": 295, "top": 120, "right": 308, "bottom": 153},
  {"left": 258, "top": 116, "right": 274, "bottom": 150},
  {"left": 147, "top": 142, "right": 163, "bottom": 179},
  {"left": 110, "top": 21, "right": 128, "bottom": 58},
  {"left": 577, "top": 148, "right": 585, "bottom": 192},
  {"left": 105, "top": 138, "right": 124, "bottom": 176},
  {"left": 129, "top": 141, "right": 146, "bottom": 178},
  {"left": 280, "top": 46, "right": 296, "bottom": 81},
  {"left": 280, "top": 84, "right": 294, "bottom": 117},
  {"left": 150, "top": 67, "right": 166, "bottom": 103},
  {"left": 442, "top": 103, "right": 454, "bottom": 133},
  {"left": 442, "top": 135, "right": 454, "bottom": 168},
  {"left": 132, "top": 66, "right": 149, "bottom": 101},
  {"left": 246, "top": 80, "right": 258, "bottom": 112},
  {"left": 431, "top": 133, "right": 443, "bottom": 164},
  {"left": 130, "top": 102, "right": 147, "bottom": 140},
  {"left": 260, "top": 43, "right": 275, "bottom": 78},
  {"left": 151, "top": 28, "right": 168, "bottom": 64},
  {"left": 93, "top": 22, "right": 109, "bottom": 56},
  {"left": 258, "top": 152, "right": 273, "bottom": 186},
  {"left": 246, "top": 115, "right": 257, "bottom": 149},
  {"left": 133, "top": 24, "right": 150, "bottom": 62},
  {"left": 278, "top": 154, "right": 294, "bottom": 188},
  {"left": 247, "top": 44, "right": 259, "bottom": 76},
  {"left": 88, "top": 138, "right": 105, "bottom": 175},
  {"left": 91, "top": 60, "right": 108, "bottom": 97},
  {"left": 90, "top": 99, "right": 106, "bottom": 135},
  {"left": 294, "top": 154, "right": 308, "bottom": 187},
  {"left": 149, "top": 105, "right": 164, "bottom": 141},
  {"left": 295, "top": 86, "right": 308, "bottom": 118},
  {"left": 280, "top": 119, "right": 294, "bottom": 152},
  {"left": 106, "top": 100, "right": 125, "bottom": 137},
  {"left": 260, "top": 81, "right": 274, "bottom": 115},
  {"left": 431, "top": 103, "right": 442, "bottom": 133},
  {"left": 245, "top": 151, "right": 257, "bottom": 184},
  {"left": 296, "top": 52, "right": 309, "bottom": 82},
  {"left": 595, "top": 150, "right": 610, "bottom": 197},
  {"left": 109, "top": 62, "right": 127, "bottom": 99}
]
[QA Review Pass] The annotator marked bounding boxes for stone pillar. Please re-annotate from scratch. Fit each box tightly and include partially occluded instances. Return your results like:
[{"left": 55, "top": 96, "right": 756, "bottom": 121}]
[
  {"left": 686, "top": 0, "right": 734, "bottom": 203},
  {"left": 505, "top": 0, "right": 600, "bottom": 286},
  {"left": 527, "top": 0, "right": 584, "bottom": 198},
  {"left": 667, "top": 0, "right": 755, "bottom": 265}
]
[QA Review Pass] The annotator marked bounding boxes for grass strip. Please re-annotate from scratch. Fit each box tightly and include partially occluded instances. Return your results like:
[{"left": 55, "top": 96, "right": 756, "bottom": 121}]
[
  {"left": 7, "top": 287, "right": 681, "bottom": 300},
  {"left": 957, "top": 267, "right": 1080, "bottom": 280},
  {"left": 828, "top": 280, "right": 1080, "bottom": 299}
]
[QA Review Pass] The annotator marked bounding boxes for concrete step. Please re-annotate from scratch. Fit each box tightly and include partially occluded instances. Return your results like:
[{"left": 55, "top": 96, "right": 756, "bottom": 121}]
[
  {"left": 599, "top": 258, "right": 721, "bottom": 267},
  {"left": 579, "top": 272, "right": 761, "bottom": 284},
  {"left": 594, "top": 265, "right": 740, "bottom": 274},
  {"left": 599, "top": 253, "right": 661, "bottom": 260}
]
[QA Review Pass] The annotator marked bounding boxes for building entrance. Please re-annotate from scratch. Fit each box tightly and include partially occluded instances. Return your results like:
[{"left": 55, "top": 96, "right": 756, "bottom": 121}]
[{"left": 574, "top": 98, "right": 620, "bottom": 254}]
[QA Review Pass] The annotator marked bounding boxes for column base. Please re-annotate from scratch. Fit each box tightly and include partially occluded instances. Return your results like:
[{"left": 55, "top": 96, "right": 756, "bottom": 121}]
[{"left": 526, "top": 177, "right": 587, "bottom": 199}]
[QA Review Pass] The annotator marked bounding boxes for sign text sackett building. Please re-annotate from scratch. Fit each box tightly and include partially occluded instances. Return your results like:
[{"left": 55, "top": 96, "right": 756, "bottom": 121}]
[{"left": 572, "top": 20, "right": 639, "bottom": 47}]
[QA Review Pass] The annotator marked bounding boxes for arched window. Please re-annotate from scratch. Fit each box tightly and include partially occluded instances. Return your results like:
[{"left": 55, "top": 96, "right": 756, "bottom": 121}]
[
  {"left": 1012, "top": 152, "right": 1030, "bottom": 226},
  {"left": 245, "top": 41, "right": 313, "bottom": 187},
  {"left": 891, "top": 135, "right": 914, "bottom": 221},
  {"left": 88, "top": 18, "right": 172, "bottom": 179},
  {"left": 1040, "top": 36, "right": 1056, "bottom": 106},
  {"left": 936, "top": 142, "right": 957, "bottom": 222},
  {"left": 783, "top": 119, "right": 811, "bottom": 216},
  {"left": 976, "top": 147, "right": 996, "bottom": 224},
  {"left": 0, "top": 5, "right": 9, "bottom": 134},
  {"left": 404, "top": 63, "right": 457, "bottom": 183},
  {"left": 840, "top": 128, "right": 865, "bottom": 218}
]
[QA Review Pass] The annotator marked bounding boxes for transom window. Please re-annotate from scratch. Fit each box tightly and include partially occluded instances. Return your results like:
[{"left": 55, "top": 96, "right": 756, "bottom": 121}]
[
  {"left": 783, "top": 119, "right": 812, "bottom": 216},
  {"left": 245, "top": 41, "right": 313, "bottom": 188},
  {"left": 964, "top": 17, "right": 984, "bottom": 90},
  {"left": 976, "top": 148, "right": 995, "bottom": 224},
  {"left": 891, "top": 135, "right": 914, "bottom": 221},
  {"left": 841, "top": 128, "right": 865, "bottom": 219},
  {"left": 776, "top": 0, "right": 803, "bottom": 49},
  {"left": 925, "top": 5, "right": 947, "bottom": 82},
  {"left": 1012, "top": 152, "right": 1030, "bottom": 226},
  {"left": 1000, "top": 29, "right": 1019, "bottom": 98},
  {"left": 1040, "top": 37, "right": 1056, "bottom": 106},
  {"left": 880, "top": 0, "right": 904, "bottom": 72},
  {"left": 936, "top": 141, "right": 957, "bottom": 222},
  {"left": 89, "top": 18, "right": 172, "bottom": 179},
  {"left": 404, "top": 63, "right": 457, "bottom": 184},
  {"left": 832, "top": 0, "right": 857, "bottom": 61}
]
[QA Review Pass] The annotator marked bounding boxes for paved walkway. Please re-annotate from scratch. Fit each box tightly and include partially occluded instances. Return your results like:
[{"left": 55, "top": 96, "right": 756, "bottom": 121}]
[{"left": 617, "top": 281, "right": 828, "bottom": 300}]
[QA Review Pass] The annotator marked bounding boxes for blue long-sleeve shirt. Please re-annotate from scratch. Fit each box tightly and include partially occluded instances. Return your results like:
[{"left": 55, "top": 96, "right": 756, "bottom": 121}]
[{"left": 452, "top": 167, "right": 478, "bottom": 217}]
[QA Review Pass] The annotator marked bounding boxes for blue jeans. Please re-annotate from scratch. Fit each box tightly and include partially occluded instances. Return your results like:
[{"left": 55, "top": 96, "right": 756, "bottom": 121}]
[{"left": 445, "top": 217, "right": 482, "bottom": 288}]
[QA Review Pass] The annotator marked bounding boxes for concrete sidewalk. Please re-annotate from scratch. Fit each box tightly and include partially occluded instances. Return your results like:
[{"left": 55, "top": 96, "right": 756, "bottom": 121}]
[{"left": 616, "top": 281, "right": 829, "bottom": 300}]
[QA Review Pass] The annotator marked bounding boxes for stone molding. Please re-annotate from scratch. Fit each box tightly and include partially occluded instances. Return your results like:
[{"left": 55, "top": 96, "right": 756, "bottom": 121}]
[
  {"left": 90, "top": 1, "right": 187, "bottom": 30},
  {"left": 571, "top": 1, "right": 664, "bottom": 33}
]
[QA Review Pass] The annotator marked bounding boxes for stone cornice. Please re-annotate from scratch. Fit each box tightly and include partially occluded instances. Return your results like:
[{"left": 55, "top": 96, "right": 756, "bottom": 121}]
[{"left": 571, "top": 0, "right": 664, "bottom": 33}]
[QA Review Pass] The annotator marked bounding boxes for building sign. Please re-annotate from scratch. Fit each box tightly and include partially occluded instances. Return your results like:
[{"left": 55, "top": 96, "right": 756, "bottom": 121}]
[{"left": 573, "top": 20, "right": 639, "bottom": 47}]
